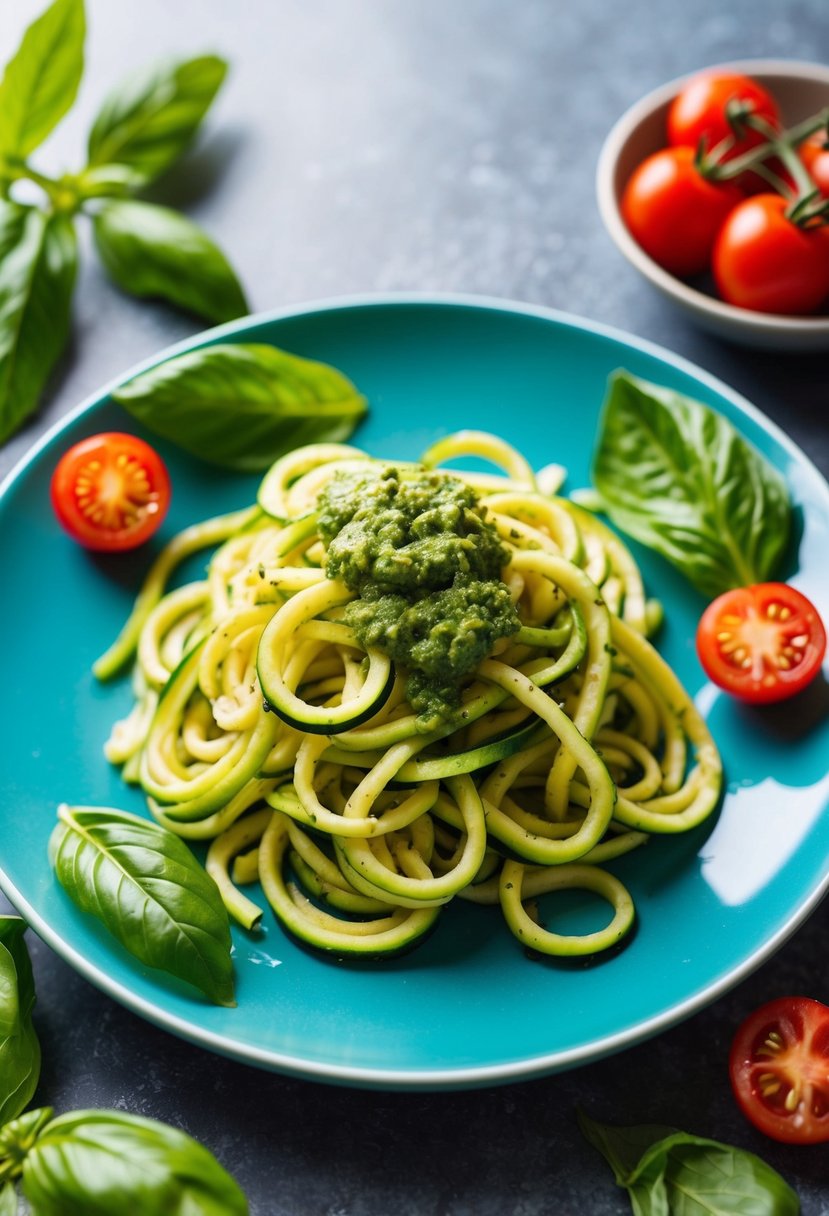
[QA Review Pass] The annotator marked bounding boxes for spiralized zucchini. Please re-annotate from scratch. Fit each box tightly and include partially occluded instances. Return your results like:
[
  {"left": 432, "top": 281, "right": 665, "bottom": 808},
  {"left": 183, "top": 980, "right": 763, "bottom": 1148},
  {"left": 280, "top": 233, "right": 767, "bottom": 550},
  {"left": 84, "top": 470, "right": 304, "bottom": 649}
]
[{"left": 99, "top": 432, "right": 722, "bottom": 960}]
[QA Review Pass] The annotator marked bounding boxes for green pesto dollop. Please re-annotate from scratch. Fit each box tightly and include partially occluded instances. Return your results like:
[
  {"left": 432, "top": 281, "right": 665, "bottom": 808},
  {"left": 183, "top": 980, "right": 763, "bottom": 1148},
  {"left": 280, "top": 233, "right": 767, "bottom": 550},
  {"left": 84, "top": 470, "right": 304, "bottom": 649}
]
[{"left": 318, "top": 466, "right": 519, "bottom": 724}]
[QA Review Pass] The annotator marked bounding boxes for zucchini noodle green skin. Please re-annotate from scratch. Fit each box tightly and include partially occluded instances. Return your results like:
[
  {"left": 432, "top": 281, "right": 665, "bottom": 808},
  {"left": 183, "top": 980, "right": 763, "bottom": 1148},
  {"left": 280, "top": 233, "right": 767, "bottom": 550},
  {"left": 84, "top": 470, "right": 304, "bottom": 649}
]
[{"left": 96, "top": 432, "right": 723, "bottom": 963}]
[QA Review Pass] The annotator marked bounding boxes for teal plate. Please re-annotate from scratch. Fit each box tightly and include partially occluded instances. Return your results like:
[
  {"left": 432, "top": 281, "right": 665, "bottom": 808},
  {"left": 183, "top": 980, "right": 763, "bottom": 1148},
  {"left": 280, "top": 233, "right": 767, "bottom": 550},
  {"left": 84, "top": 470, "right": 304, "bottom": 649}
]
[{"left": 1, "top": 295, "right": 828, "bottom": 1090}]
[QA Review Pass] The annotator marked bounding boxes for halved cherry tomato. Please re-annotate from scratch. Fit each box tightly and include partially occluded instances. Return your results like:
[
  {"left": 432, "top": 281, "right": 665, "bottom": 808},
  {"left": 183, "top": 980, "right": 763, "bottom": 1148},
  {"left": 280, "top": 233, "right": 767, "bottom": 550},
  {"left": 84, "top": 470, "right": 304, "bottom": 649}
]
[
  {"left": 668, "top": 71, "right": 780, "bottom": 162},
  {"left": 730, "top": 996, "right": 829, "bottom": 1144},
  {"left": 51, "top": 432, "right": 171, "bottom": 551},
  {"left": 621, "top": 146, "right": 742, "bottom": 277},
  {"left": 696, "top": 583, "right": 826, "bottom": 704},
  {"left": 713, "top": 193, "right": 829, "bottom": 314}
]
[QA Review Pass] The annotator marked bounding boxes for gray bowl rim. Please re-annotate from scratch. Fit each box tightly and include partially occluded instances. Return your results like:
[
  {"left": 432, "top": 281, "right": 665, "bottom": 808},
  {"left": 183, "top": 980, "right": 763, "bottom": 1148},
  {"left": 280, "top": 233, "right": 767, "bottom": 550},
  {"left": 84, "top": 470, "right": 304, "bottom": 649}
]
[{"left": 596, "top": 57, "right": 829, "bottom": 333}]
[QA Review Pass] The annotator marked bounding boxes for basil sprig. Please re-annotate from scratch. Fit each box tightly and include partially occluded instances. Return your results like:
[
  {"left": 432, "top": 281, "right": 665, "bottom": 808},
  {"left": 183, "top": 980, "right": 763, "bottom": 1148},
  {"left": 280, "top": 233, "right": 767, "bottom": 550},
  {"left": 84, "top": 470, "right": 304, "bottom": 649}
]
[
  {"left": 578, "top": 1110, "right": 800, "bottom": 1216},
  {"left": 112, "top": 342, "right": 368, "bottom": 471},
  {"left": 0, "top": 0, "right": 248, "bottom": 445},
  {"left": 592, "top": 372, "right": 792, "bottom": 599},
  {"left": 0, "top": 926, "right": 248, "bottom": 1211},
  {"left": 50, "top": 805, "right": 235, "bottom": 1006}
]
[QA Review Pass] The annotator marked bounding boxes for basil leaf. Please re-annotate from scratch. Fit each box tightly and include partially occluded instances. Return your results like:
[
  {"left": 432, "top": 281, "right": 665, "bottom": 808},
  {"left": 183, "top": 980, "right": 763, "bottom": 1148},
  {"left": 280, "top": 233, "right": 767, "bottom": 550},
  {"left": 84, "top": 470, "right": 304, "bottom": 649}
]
[
  {"left": 86, "top": 55, "right": 227, "bottom": 188},
  {"left": 93, "top": 200, "right": 247, "bottom": 324},
  {"left": 0, "top": 1182, "right": 16, "bottom": 1216},
  {"left": 0, "top": 917, "right": 41, "bottom": 1125},
  {"left": 0, "top": 0, "right": 85, "bottom": 161},
  {"left": 0, "top": 201, "right": 77, "bottom": 443},
  {"left": 579, "top": 1112, "right": 800, "bottom": 1216},
  {"left": 592, "top": 372, "right": 792, "bottom": 599},
  {"left": 20, "top": 1110, "right": 248, "bottom": 1216},
  {"left": 113, "top": 342, "right": 368, "bottom": 471},
  {"left": 49, "top": 805, "right": 235, "bottom": 1007}
]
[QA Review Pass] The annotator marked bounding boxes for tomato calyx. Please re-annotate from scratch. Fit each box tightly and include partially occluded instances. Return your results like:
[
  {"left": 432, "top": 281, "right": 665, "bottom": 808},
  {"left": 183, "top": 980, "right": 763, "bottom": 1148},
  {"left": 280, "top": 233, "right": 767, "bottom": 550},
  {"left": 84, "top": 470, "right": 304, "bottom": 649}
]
[{"left": 730, "top": 997, "right": 829, "bottom": 1145}]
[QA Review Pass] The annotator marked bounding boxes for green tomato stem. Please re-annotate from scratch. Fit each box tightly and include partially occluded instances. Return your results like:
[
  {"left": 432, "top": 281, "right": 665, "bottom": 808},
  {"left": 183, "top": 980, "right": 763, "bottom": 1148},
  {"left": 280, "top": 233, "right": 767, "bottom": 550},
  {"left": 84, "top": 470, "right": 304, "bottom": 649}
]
[{"left": 699, "top": 104, "right": 829, "bottom": 226}]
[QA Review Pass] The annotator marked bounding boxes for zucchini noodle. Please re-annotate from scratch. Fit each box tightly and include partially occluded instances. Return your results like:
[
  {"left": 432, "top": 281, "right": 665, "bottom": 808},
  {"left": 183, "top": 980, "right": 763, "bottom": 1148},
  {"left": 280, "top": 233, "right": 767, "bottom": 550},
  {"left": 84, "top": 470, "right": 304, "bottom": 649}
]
[{"left": 98, "top": 433, "right": 722, "bottom": 960}]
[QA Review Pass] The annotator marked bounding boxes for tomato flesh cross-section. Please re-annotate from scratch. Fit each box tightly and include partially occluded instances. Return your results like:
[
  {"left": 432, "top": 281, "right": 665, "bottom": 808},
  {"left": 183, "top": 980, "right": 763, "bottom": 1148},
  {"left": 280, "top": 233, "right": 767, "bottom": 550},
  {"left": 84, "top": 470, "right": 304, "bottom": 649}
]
[
  {"left": 730, "top": 997, "right": 829, "bottom": 1144},
  {"left": 696, "top": 583, "right": 826, "bottom": 704},
  {"left": 51, "top": 432, "right": 171, "bottom": 552}
]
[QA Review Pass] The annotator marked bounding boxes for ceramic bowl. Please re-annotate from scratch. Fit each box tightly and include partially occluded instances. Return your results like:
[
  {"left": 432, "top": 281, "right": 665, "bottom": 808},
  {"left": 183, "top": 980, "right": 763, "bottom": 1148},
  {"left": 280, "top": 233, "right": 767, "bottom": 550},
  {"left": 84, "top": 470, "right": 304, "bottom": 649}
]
[{"left": 596, "top": 59, "right": 829, "bottom": 350}]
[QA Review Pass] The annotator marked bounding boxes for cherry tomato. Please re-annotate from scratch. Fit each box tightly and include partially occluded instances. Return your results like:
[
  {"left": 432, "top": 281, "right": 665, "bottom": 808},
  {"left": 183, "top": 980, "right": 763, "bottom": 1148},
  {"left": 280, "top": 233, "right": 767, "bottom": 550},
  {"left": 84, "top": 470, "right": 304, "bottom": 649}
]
[
  {"left": 713, "top": 193, "right": 829, "bottom": 314},
  {"left": 621, "top": 146, "right": 742, "bottom": 277},
  {"left": 730, "top": 996, "right": 829, "bottom": 1145},
  {"left": 668, "top": 72, "right": 780, "bottom": 161},
  {"left": 51, "top": 432, "right": 171, "bottom": 551},
  {"left": 798, "top": 133, "right": 829, "bottom": 197},
  {"left": 696, "top": 583, "right": 826, "bottom": 704}
]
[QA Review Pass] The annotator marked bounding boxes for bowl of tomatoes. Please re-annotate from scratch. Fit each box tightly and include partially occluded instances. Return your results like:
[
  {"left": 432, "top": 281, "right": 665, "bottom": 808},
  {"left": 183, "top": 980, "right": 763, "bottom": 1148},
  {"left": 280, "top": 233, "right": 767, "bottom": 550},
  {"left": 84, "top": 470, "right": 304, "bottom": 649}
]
[{"left": 596, "top": 60, "right": 829, "bottom": 349}]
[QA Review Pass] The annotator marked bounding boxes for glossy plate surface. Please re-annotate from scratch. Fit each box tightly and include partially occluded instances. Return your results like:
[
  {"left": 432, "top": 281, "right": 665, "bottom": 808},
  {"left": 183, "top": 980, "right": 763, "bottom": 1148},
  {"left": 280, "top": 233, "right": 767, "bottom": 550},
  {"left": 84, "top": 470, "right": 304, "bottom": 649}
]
[{"left": 1, "top": 295, "right": 828, "bottom": 1089}]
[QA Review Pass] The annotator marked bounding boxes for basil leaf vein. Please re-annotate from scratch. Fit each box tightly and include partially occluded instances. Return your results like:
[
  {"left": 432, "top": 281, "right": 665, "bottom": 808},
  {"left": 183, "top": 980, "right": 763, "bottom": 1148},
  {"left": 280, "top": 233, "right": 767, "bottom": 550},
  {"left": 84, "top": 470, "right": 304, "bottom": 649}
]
[
  {"left": 50, "top": 805, "right": 235, "bottom": 1007},
  {"left": 18, "top": 1109, "right": 248, "bottom": 1215},
  {"left": 592, "top": 372, "right": 792, "bottom": 599},
  {"left": 112, "top": 342, "right": 368, "bottom": 471},
  {"left": 0, "top": 917, "right": 41, "bottom": 1125},
  {"left": 0, "top": 0, "right": 85, "bottom": 161},
  {"left": 86, "top": 54, "right": 227, "bottom": 187}
]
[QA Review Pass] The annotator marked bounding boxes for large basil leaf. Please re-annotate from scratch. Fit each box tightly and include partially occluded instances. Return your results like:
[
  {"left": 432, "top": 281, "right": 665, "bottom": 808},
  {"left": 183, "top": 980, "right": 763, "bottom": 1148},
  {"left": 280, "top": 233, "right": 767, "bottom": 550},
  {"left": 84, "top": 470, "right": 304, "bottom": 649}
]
[
  {"left": 113, "top": 342, "right": 368, "bottom": 471},
  {"left": 0, "top": 0, "right": 85, "bottom": 161},
  {"left": 93, "top": 200, "right": 247, "bottom": 323},
  {"left": 0, "top": 201, "right": 77, "bottom": 442},
  {"left": 592, "top": 372, "right": 792, "bottom": 599},
  {"left": 578, "top": 1111, "right": 800, "bottom": 1216},
  {"left": 86, "top": 55, "right": 227, "bottom": 188},
  {"left": 19, "top": 1110, "right": 248, "bottom": 1215},
  {"left": 50, "top": 805, "right": 235, "bottom": 1006},
  {"left": 0, "top": 917, "right": 41, "bottom": 1125}
]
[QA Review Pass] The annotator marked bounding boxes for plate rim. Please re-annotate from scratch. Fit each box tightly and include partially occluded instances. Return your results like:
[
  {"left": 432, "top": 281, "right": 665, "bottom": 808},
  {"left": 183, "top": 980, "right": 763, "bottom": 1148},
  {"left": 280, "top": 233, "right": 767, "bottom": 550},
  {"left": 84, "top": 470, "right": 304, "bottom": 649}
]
[{"left": 2, "top": 290, "right": 828, "bottom": 1090}]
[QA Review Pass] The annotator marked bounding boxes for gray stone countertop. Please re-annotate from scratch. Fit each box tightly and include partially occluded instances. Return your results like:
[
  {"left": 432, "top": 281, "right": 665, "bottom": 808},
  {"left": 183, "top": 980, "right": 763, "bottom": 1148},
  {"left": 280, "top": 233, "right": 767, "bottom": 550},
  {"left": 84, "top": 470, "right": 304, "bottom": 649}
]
[{"left": 0, "top": 2, "right": 827, "bottom": 1213}]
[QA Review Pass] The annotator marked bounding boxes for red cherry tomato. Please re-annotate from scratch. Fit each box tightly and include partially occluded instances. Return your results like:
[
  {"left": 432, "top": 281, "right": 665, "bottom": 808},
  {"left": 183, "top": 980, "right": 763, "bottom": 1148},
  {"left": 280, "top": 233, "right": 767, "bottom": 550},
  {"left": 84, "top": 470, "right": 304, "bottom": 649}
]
[
  {"left": 696, "top": 583, "right": 826, "bottom": 704},
  {"left": 730, "top": 996, "right": 829, "bottom": 1145},
  {"left": 668, "top": 71, "right": 780, "bottom": 161},
  {"left": 713, "top": 193, "right": 829, "bottom": 314},
  {"left": 51, "top": 432, "right": 171, "bottom": 551},
  {"left": 621, "top": 146, "right": 742, "bottom": 277},
  {"left": 799, "top": 133, "right": 829, "bottom": 197}
]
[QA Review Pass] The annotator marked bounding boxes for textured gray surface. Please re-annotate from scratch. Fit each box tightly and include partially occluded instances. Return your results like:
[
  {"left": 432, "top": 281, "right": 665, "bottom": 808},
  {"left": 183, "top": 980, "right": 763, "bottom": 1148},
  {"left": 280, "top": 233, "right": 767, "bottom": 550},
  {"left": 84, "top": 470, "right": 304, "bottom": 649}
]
[{"left": 0, "top": 1, "right": 827, "bottom": 1212}]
